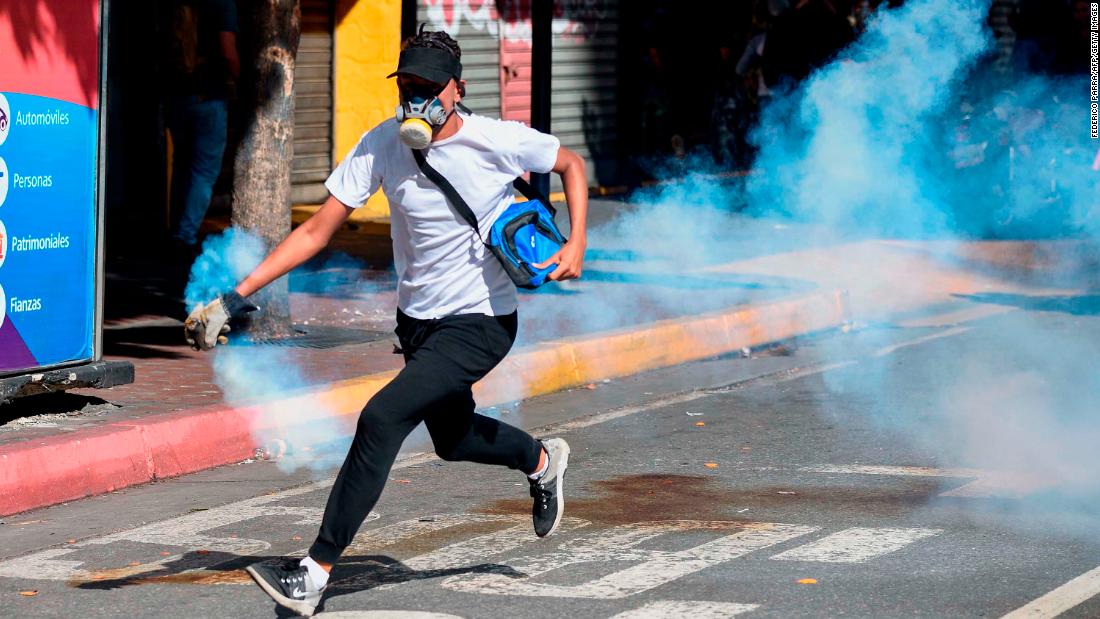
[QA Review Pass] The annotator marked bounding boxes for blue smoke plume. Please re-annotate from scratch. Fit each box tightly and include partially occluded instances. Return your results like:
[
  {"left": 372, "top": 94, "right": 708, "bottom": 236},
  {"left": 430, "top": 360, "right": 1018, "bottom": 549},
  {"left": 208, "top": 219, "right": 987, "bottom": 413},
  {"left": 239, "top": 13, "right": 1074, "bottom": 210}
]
[
  {"left": 746, "top": 0, "right": 994, "bottom": 236},
  {"left": 187, "top": 229, "right": 348, "bottom": 474},
  {"left": 184, "top": 228, "right": 265, "bottom": 311},
  {"left": 736, "top": 0, "right": 1100, "bottom": 530},
  {"left": 183, "top": 0, "right": 1100, "bottom": 517}
]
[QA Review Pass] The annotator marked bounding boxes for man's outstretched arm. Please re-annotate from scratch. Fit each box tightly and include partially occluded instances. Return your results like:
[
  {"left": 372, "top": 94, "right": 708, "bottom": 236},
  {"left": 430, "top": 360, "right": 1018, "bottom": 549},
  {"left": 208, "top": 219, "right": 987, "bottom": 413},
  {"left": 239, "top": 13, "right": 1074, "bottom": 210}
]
[{"left": 235, "top": 195, "right": 354, "bottom": 297}]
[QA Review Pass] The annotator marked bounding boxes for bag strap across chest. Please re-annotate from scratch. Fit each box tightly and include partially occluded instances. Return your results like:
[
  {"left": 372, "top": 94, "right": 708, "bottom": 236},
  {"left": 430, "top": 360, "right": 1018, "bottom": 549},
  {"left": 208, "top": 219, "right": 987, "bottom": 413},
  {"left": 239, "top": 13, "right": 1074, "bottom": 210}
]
[{"left": 411, "top": 148, "right": 558, "bottom": 240}]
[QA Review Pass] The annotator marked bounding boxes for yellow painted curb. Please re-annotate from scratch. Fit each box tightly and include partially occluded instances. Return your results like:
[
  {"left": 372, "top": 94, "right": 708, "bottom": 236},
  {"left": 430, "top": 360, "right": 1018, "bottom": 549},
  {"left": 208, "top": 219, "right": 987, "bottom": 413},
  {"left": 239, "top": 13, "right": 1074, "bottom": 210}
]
[
  {"left": 245, "top": 289, "right": 850, "bottom": 439},
  {"left": 476, "top": 289, "right": 849, "bottom": 404}
]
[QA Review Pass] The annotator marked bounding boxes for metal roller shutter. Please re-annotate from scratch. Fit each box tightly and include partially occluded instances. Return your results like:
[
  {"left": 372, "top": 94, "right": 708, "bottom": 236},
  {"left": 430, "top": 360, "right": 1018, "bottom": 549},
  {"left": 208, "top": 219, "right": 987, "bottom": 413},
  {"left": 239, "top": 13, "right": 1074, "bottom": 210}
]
[
  {"left": 549, "top": 4, "right": 619, "bottom": 192},
  {"left": 416, "top": 2, "right": 621, "bottom": 192},
  {"left": 291, "top": 0, "right": 334, "bottom": 205},
  {"left": 417, "top": 1, "right": 502, "bottom": 118},
  {"left": 499, "top": 4, "right": 621, "bottom": 193}
]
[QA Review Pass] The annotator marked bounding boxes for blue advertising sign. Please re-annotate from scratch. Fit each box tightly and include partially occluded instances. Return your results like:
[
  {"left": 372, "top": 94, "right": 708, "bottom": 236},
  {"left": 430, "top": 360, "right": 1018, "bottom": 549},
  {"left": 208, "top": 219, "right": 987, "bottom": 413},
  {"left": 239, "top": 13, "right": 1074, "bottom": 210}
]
[{"left": 0, "top": 3, "right": 102, "bottom": 374}]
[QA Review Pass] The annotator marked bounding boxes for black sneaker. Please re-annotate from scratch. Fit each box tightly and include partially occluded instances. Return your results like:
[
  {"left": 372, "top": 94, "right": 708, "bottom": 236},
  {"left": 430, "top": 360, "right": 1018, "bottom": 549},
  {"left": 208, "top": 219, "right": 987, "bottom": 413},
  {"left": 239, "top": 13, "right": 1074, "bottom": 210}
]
[
  {"left": 530, "top": 438, "right": 570, "bottom": 537},
  {"left": 245, "top": 558, "right": 324, "bottom": 617}
]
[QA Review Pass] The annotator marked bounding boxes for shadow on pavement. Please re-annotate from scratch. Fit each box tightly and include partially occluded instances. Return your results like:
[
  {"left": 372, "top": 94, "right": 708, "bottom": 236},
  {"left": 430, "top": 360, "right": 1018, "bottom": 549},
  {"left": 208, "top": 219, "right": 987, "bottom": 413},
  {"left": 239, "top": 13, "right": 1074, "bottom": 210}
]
[
  {"left": 103, "top": 325, "right": 191, "bottom": 359},
  {"left": 0, "top": 392, "right": 117, "bottom": 426},
  {"left": 71, "top": 549, "right": 524, "bottom": 618}
]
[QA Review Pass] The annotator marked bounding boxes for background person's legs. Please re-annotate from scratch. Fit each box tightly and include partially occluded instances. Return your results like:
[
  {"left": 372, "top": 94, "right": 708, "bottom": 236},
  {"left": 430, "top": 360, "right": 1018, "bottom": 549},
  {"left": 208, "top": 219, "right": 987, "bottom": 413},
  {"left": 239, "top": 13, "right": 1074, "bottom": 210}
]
[
  {"left": 171, "top": 98, "right": 228, "bottom": 246},
  {"left": 166, "top": 100, "right": 194, "bottom": 240}
]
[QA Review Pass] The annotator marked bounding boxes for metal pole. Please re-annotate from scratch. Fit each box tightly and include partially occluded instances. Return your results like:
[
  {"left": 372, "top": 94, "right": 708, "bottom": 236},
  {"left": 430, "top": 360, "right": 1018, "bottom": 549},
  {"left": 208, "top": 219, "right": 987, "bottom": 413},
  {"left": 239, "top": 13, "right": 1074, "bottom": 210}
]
[
  {"left": 94, "top": 0, "right": 110, "bottom": 362},
  {"left": 530, "top": 0, "right": 552, "bottom": 198},
  {"left": 401, "top": 0, "right": 418, "bottom": 41}
]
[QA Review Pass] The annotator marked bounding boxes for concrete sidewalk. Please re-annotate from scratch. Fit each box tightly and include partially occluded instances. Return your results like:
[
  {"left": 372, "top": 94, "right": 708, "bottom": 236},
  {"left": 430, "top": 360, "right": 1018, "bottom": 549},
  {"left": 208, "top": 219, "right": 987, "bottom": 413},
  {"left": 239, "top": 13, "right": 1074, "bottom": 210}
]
[{"left": 0, "top": 208, "right": 1091, "bottom": 516}]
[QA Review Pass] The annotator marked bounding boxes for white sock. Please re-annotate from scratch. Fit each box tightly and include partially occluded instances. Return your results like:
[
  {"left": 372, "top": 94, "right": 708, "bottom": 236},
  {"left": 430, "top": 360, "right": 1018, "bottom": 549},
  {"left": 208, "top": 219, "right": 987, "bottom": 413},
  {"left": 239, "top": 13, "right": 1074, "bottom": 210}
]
[
  {"left": 300, "top": 556, "right": 330, "bottom": 589},
  {"left": 527, "top": 449, "right": 549, "bottom": 480}
]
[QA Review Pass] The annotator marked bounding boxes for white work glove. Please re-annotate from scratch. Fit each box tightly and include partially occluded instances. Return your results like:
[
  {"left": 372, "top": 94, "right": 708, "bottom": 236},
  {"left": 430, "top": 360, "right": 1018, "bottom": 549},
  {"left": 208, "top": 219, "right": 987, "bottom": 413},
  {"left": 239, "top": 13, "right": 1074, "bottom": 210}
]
[{"left": 183, "top": 291, "right": 258, "bottom": 351}]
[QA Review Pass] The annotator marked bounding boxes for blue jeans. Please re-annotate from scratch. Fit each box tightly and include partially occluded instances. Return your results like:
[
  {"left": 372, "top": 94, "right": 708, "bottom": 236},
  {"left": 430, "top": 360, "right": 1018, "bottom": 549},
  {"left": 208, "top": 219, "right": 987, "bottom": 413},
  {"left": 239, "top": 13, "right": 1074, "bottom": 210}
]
[{"left": 167, "top": 97, "right": 228, "bottom": 246}]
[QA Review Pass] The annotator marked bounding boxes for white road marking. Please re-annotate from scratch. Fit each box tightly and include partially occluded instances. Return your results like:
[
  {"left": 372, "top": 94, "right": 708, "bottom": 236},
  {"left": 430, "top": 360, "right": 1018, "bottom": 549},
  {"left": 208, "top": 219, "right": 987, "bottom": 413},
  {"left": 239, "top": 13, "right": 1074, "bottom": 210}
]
[
  {"left": 400, "top": 517, "right": 588, "bottom": 573},
  {"left": 0, "top": 481, "right": 358, "bottom": 581},
  {"left": 776, "top": 360, "right": 859, "bottom": 380},
  {"left": 937, "top": 472, "right": 1052, "bottom": 499},
  {"left": 548, "top": 392, "right": 709, "bottom": 432},
  {"left": 443, "top": 521, "right": 818, "bottom": 599},
  {"left": 332, "top": 514, "right": 589, "bottom": 591},
  {"left": 0, "top": 450, "right": 446, "bottom": 580},
  {"left": 769, "top": 527, "right": 942, "bottom": 563},
  {"left": 798, "top": 464, "right": 1047, "bottom": 500},
  {"left": 315, "top": 613, "right": 465, "bottom": 619},
  {"left": 609, "top": 600, "right": 760, "bottom": 618},
  {"left": 0, "top": 458, "right": 488, "bottom": 582},
  {"left": 703, "top": 361, "right": 858, "bottom": 395},
  {"left": 871, "top": 326, "right": 971, "bottom": 357},
  {"left": 895, "top": 305, "right": 1013, "bottom": 328},
  {"left": 799, "top": 464, "right": 984, "bottom": 478},
  {"left": 0, "top": 334, "right": 950, "bottom": 584},
  {"left": 1000, "top": 564, "right": 1100, "bottom": 619},
  {"left": 552, "top": 358, "right": 858, "bottom": 434},
  {"left": 0, "top": 351, "right": 863, "bottom": 580}
]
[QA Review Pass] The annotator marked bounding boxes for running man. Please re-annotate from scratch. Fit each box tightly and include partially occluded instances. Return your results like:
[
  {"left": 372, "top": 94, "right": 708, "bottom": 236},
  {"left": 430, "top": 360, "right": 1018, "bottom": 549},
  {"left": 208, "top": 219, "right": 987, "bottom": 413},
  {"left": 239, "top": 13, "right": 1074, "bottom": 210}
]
[{"left": 183, "top": 27, "right": 588, "bottom": 616}]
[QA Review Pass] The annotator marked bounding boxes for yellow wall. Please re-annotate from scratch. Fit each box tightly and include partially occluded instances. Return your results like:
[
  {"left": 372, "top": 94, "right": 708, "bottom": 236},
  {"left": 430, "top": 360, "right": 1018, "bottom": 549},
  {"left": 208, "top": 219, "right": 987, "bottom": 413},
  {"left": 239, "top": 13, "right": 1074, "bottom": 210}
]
[{"left": 333, "top": 0, "right": 402, "bottom": 219}]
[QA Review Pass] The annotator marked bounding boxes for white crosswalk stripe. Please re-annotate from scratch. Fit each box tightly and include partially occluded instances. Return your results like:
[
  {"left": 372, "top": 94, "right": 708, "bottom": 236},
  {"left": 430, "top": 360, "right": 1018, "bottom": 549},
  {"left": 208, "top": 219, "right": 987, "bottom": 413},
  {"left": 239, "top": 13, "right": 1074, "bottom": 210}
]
[
  {"left": 609, "top": 600, "right": 760, "bottom": 618},
  {"left": 443, "top": 521, "right": 818, "bottom": 599},
  {"left": 770, "top": 527, "right": 942, "bottom": 563}
]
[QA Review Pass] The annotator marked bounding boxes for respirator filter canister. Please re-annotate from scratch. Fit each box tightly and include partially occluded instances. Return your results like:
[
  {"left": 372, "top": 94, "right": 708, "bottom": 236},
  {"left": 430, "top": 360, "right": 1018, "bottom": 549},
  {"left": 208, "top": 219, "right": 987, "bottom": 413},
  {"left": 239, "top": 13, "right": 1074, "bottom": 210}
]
[{"left": 396, "top": 96, "right": 451, "bottom": 149}]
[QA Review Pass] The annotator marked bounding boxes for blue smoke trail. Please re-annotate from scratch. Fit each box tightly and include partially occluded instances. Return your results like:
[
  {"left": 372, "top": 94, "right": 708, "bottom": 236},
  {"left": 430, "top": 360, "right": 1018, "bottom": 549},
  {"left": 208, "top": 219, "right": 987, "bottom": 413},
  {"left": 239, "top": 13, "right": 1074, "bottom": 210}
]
[{"left": 187, "top": 229, "right": 349, "bottom": 474}]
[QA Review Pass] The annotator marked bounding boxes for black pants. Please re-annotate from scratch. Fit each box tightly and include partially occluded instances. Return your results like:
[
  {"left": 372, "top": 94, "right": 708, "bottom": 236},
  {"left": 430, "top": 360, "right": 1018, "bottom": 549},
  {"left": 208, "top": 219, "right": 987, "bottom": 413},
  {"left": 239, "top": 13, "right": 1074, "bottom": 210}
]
[{"left": 309, "top": 310, "right": 543, "bottom": 564}]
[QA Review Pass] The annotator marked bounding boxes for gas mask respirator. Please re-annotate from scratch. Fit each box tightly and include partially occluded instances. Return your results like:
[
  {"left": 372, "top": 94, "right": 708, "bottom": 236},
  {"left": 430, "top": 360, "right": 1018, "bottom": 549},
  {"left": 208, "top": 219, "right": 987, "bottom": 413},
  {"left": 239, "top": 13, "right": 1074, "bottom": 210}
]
[
  {"left": 396, "top": 89, "right": 451, "bottom": 149},
  {"left": 387, "top": 46, "right": 464, "bottom": 150}
]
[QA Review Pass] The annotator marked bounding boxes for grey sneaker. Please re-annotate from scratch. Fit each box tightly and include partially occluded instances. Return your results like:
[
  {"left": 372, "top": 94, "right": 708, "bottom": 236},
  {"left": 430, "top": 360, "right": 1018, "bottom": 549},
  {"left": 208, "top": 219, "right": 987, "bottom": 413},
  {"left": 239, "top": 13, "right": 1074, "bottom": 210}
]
[
  {"left": 530, "top": 438, "right": 570, "bottom": 537},
  {"left": 246, "top": 558, "right": 325, "bottom": 616}
]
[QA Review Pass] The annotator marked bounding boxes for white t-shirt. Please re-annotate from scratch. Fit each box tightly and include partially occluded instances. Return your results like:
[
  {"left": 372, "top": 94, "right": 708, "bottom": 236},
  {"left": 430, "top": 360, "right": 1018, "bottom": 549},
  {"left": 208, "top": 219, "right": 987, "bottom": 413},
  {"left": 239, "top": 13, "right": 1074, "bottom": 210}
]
[{"left": 325, "top": 113, "right": 560, "bottom": 319}]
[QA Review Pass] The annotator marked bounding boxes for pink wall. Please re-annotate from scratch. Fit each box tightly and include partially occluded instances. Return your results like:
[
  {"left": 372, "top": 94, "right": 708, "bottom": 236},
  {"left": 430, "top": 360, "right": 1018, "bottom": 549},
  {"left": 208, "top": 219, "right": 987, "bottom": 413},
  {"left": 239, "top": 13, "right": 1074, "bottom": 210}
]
[{"left": 0, "top": 0, "right": 101, "bottom": 109}]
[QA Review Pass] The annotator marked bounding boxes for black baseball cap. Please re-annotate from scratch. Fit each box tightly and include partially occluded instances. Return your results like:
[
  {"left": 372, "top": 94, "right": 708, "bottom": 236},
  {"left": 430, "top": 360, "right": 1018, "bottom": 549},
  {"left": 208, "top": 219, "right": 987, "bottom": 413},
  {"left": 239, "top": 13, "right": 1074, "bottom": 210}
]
[{"left": 387, "top": 47, "right": 463, "bottom": 85}]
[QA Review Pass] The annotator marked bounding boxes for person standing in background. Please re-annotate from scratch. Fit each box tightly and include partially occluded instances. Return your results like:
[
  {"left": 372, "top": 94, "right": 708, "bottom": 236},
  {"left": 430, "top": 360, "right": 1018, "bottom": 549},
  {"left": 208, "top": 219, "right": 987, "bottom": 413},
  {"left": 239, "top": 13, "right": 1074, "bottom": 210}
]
[{"left": 163, "top": 0, "right": 239, "bottom": 254}]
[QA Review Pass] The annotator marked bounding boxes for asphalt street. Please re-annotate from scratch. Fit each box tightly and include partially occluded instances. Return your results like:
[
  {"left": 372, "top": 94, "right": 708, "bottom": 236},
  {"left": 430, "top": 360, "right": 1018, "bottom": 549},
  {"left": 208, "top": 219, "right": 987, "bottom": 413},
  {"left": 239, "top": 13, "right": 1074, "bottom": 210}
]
[{"left": 2, "top": 299, "right": 1099, "bottom": 618}]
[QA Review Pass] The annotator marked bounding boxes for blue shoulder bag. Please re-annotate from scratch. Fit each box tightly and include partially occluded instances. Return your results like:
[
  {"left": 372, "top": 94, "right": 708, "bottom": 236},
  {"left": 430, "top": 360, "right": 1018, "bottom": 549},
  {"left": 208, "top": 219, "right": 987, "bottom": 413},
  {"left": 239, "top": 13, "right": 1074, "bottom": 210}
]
[{"left": 412, "top": 149, "right": 567, "bottom": 289}]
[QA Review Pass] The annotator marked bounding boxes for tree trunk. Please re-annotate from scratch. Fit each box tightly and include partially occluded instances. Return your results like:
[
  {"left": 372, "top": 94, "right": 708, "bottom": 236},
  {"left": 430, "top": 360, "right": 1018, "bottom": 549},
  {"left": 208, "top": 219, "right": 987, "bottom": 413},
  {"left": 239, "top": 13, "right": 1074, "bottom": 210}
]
[{"left": 231, "top": 0, "right": 300, "bottom": 339}]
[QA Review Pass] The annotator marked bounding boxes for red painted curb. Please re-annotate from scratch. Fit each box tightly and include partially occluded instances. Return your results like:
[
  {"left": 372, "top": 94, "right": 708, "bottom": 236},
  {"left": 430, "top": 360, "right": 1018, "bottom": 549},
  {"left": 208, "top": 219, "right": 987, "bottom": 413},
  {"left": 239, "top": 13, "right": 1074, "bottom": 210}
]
[
  {"left": 136, "top": 405, "right": 259, "bottom": 480},
  {"left": 0, "top": 403, "right": 266, "bottom": 516},
  {"left": 0, "top": 424, "right": 150, "bottom": 516}
]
